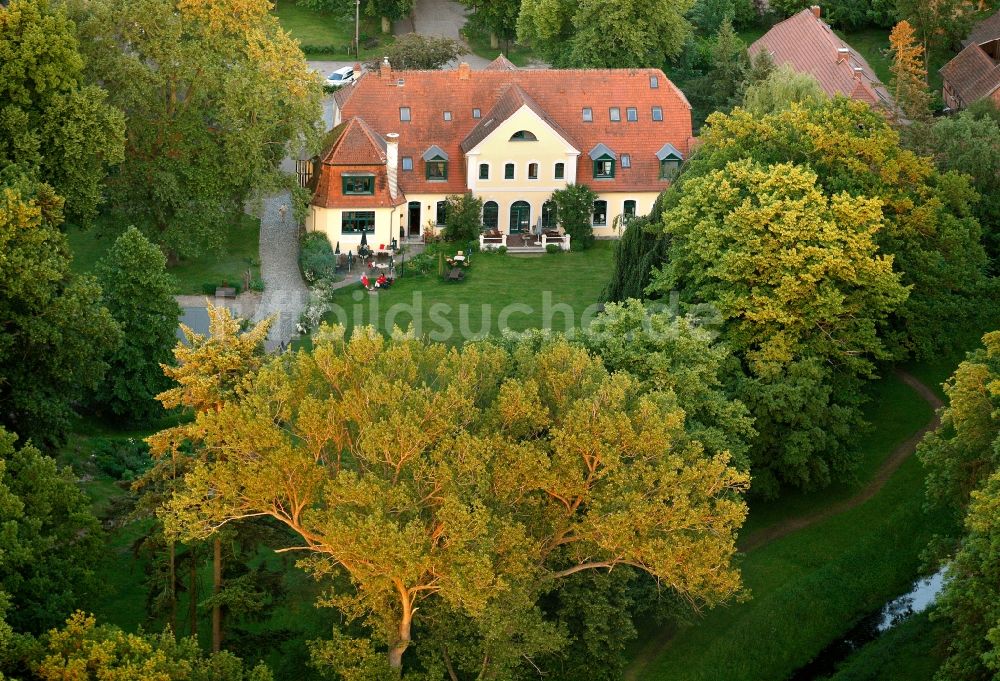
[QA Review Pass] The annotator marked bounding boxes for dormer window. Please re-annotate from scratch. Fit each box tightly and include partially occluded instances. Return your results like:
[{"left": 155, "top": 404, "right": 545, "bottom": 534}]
[
  {"left": 582, "top": 107, "right": 593, "bottom": 122},
  {"left": 621, "top": 154, "right": 631, "bottom": 168},
  {"left": 656, "top": 143, "right": 684, "bottom": 181},
  {"left": 510, "top": 130, "right": 537, "bottom": 141},
  {"left": 402, "top": 156, "right": 413, "bottom": 171},
  {"left": 627, "top": 107, "right": 638, "bottom": 122},
  {"left": 589, "top": 143, "right": 617, "bottom": 179},
  {"left": 400, "top": 107, "right": 411, "bottom": 122},
  {"left": 473, "top": 108, "right": 481, "bottom": 118},
  {"left": 342, "top": 173, "right": 375, "bottom": 195},
  {"left": 610, "top": 107, "right": 621, "bottom": 122},
  {"left": 422, "top": 144, "right": 449, "bottom": 181},
  {"left": 443, "top": 111, "right": 452, "bottom": 121},
  {"left": 652, "top": 106, "right": 663, "bottom": 122},
  {"left": 650, "top": 75, "right": 659, "bottom": 88}
]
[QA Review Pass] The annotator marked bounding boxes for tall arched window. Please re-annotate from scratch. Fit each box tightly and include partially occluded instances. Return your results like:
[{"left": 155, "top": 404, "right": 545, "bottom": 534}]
[
  {"left": 436, "top": 200, "right": 447, "bottom": 226},
  {"left": 483, "top": 201, "right": 499, "bottom": 230},
  {"left": 542, "top": 200, "right": 557, "bottom": 229},
  {"left": 593, "top": 200, "right": 607, "bottom": 226},
  {"left": 510, "top": 201, "right": 530, "bottom": 233}
]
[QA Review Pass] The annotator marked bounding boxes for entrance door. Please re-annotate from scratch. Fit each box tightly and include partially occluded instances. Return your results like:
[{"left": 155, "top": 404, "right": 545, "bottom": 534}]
[
  {"left": 407, "top": 201, "right": 421, "bottom": 237},
  {"left": 509, "top": 201, "right": 530, "bottom": 233}
]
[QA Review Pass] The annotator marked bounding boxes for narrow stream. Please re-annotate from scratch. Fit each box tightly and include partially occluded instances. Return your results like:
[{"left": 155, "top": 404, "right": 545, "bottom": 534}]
[{"left": 788, "top": 569, "right": 947, "bottom": 680}]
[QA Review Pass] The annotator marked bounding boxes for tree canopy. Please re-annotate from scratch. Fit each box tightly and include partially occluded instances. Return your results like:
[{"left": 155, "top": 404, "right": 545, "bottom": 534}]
[
  {"left": 0, "top": 179, "right": 121, "bottom": 444},
  {"left": 364, "top": 33, "right": 464, "bottom": 71},
  {"left": 157, "top": 326, "right": 749, "bottom": 676},
  {"left": 95, "top": 227, "right": 180, "bottom": 422},
  {"left": 518, "top": 0, "right": 695, "bottom": 67},
  {"left": 0, "top": 427, "right": 102, "bottom": 635},
  {"left": 551, "top": 183, "right": 597, "bottom": 249},
  {"left": 743, "top": 65, "right": 826, "bottom": 115},
  {"left": 70, "top": 0, "right": 323, "bottom": 259},
  {"left": 0, "top": 0, "right": 125, "bottom": 226}
]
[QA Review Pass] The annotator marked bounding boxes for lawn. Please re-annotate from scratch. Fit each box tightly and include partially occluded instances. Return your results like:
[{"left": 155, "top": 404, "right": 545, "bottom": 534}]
[
  {"left": 837, "top": 28, "right": 893, "bottom": 87},
  {"left": 461, "top": 25, "right": 539, "bottom": 67},
  {"left": 273, "top": 0, "right": 390, "bottom": 61},
  {"left": 321, "top": 243, "right": 616, "bottom": 343},
  {"left": 824, "top": 611, "right": 946, "bottom": 681},
  {"left": 66, "top": 214, "right": 262, "bottom": 296}
]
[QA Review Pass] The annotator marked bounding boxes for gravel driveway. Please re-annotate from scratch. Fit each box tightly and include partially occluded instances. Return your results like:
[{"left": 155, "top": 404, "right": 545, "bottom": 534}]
[{"left": 253, "top": 193, "right": 309, "bottom": 351}]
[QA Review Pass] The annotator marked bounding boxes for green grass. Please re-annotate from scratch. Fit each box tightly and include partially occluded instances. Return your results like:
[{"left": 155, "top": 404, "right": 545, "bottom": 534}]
[
  {"left": 273, "top": 0, "right": 390, "bottom": 61},
  {"left": 321, "top": 243, "right": 615, "bottom": 343},
  {"left": 836, "top": 28, "right": 893, "bottom": 87},
  {"left": 739, "top": 373, "right": 932, "bottom": 537},
  {"left": 461, "top": 25, "right": 539, "bottom": 67},
  {"left": 824, "top": 611, "right": 945, "bottom": 681},
  {"left": 66, "top": 214, "right": 262, "bottom": 296}
]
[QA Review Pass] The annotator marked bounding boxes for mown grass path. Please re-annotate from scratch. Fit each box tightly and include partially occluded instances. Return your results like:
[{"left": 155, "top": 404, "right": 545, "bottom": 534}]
[{"left": 625, "top": 369, "right": 943, "bottom": 681}]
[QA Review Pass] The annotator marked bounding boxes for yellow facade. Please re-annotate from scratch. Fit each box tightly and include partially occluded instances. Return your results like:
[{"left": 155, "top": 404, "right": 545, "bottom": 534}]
[{"left": 310, "top": 105, "right": 663, "bottom": 244}]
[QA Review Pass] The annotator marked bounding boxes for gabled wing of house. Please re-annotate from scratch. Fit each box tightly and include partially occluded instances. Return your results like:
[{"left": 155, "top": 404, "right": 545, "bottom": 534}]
[{"left": 942, "top": 9, "right": 1000, "bottom": 109}]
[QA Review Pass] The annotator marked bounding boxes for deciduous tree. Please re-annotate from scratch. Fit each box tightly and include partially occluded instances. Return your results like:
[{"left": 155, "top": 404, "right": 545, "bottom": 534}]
[
  {"left": 653, "top": 159, "right": 908, "bottom": 493},
  {"left": 364, "top": 33, "right": 464, "bottom": 71},
  {"left": 0, "top": 0, "right": 125, "bottom": 225},
  {"left": 158, "top": 328, "right": 749, "bottom": 675},
  {"left": 441, "top": 193, "right": 483, "bottom": 243},
  {"left": 743, "top": 65, "right": 826, "bottom": 115},
  {"left": 0, "top": 179, "right": 121, "bottom": 444},
  {"left": 95, "top": 227, "right": 180, "bottom": 422},
  {"left": 0, "top": 428, "right": 102, "bottom": 635},
  {"left": 460, "top": 0, "right": 521, "bottom": 46},
  {"left": 70, "top": 0, "right": 323, "bottom": 260}
]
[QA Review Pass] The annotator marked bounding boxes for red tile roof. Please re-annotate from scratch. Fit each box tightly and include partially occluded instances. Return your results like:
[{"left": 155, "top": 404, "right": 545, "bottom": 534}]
[
  {"left": 334, "top": 63, "right": 693, "bottom": 194},
  {"left": 940, "top": 43, "right": 1000, "bottom": 107},
  {"left": 748, "top": 8, "right": 893, "bottom": 109},
  {"left": 312, "top": 118, "right": 404, "bottom": 209}
]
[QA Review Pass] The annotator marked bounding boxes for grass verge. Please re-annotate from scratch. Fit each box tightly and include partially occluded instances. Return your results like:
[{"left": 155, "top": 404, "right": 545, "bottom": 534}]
[
  {"left": 628, "top": 371, "right": 953, "bottom": 680},
  {"left": 66, "top": 214, "right": 261, "bottom": 296},
  {"left": 273, "top": 0, "right": 390, "bottom": 61},
  {"left": 321, "top": 242, "right": 615, "bottom": 343}
]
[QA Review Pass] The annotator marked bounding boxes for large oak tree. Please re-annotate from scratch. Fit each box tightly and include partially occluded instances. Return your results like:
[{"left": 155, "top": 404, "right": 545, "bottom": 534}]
[{"left": 157, "top": 327, "right": 749, "bottom": 675}]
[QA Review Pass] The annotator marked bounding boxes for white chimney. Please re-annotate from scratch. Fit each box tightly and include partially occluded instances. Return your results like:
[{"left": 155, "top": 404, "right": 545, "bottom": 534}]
[{"left": 385, "top": 133, "right": 399, "bottom": 200}]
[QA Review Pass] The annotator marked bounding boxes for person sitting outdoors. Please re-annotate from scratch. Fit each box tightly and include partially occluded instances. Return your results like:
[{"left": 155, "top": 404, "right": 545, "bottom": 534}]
[
  {"left": 375, "top": 273, "right": 388, "bottom": 288},
  {"left": 361, "top": 273, "right": 371, "bottom": 290},
  {"left": 453, "top": 250, "right": 466, "bottom": 263}
]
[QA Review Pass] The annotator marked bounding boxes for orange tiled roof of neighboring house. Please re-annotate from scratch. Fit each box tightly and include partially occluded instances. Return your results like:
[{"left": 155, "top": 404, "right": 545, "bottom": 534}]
[
  {"left": 941, "top": 43, "right": 1000, "bottom": 107},
  {"left": 312, "top": 118, "right": 404, "bottom": 209},
  {"left": 333, "top": 55, "right": 694, "bottom": 195},
  {"left": 748, "top": 7, "right": 894, "bottom": 109}
]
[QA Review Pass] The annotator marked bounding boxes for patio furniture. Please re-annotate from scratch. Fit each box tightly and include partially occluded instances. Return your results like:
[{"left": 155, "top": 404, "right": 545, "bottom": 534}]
[
  {"left": 520, "top": 233, "right": 533, "bottom": 247},
  {"left": 447, "top": 267, "right": 464, "bottom": 281}
]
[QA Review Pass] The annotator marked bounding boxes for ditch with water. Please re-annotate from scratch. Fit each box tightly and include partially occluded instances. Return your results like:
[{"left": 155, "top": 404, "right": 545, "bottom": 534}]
[{"left": 788, "top": 568, "right": 947, "bottom": 680}]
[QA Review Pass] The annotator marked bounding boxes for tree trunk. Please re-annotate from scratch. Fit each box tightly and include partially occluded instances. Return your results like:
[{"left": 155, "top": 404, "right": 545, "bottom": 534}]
[
  {"left": 168, "top": 540, "right": 177, "bottom": 632},
  {"left": 189, "top": 546, "right": 198, "bottom": 637},
  {"left": 490, "top": 32, "right": 498, "bottom": 49},
  {"left": 381, "top": 16, "right": 391, "bottom": 33},
  {"left": 212, "top": 537, "right": 222, "bottom": 653},
  {"left": 387, "top": 596, "right": 414, "bottom": 672}
]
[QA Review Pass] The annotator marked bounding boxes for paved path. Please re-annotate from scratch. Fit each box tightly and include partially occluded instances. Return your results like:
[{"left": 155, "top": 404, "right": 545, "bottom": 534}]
[
  {"left": 252, "top": 193, "right": 309, "bottom": 351},
  {"left": 623, "top": 370, "right": 944, "bottom": 681}
]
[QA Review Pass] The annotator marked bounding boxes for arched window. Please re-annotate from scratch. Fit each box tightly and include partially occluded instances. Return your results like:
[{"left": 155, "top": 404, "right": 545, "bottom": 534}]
[
  {"left": 509, "top": 130, "right": 538, "bottom": 141},
  {"left": 436, "top": 200, "right": 447, "bottom": 226},
  {"left": 483, "top": 201, "right": 499, "bottom": 230},
  {"left": 479, "top": 163, "right": 489, "bottom": 180},
  {"left": 542, "top": 201, "right": 557, "bottom": 229},
  {"left": 510, "top": 201, "right": 530, "bottom": 233},
  {"left": 593, "top": 200, "right": 607, "bottom": 226}
]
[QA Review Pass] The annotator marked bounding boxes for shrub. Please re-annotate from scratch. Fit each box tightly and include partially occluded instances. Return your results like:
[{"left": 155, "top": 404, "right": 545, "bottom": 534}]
[
  {"left": 90, "top": 437, "right": 151, "bottom": 480},
  {"left": 441, "top": 193, "right": 484, "bottom": 243},
  {"left": 201, "top": 282, "right": 242, "bottom": 296},
  {"left": 406, "top": 251, "right": 437, "bottom": 276},
  {"left": 551, "top": 184, "right": 597, "bottom": 250},
  {"left": 300, "top": 232, "right": 339, "bottom": 285},
  {"left": 546, "top": 244, "right": 560, "bottom": 254},
  {"left": 249, "top": 277, "right": 265, "bottom": 292},
  {"left": 497, "top": 245, "right": 508, "bottom": 255}
]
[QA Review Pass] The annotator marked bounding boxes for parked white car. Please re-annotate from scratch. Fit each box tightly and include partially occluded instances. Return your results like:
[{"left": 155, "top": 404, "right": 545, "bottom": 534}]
[{"left": 326, "top": 66, "right": 357, "bottom": 88}]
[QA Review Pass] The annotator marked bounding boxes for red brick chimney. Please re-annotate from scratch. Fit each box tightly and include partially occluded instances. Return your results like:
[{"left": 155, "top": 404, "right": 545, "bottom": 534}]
[
  {"left": 354, "top": 62, "right": 362, "bottom": 75},
  {"left": 458, "top": 62, "right": 471, "bottom": 80},
  {"left": 810, "top": 5, "right": 821, "bottom": 18},
  {"left": 380, "top": 57, "right": 391, "bottom": 80}
]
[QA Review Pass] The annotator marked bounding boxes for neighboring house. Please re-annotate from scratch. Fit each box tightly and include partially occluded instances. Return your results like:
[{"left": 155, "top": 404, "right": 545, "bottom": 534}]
[
  {"left": 748, "top": 5, "right": 893, "bottom": 109},
  {"left": 307, "top": 55, "right": 694, "bottom": 249},
  {"left": 940, "top": 9, "right": 1000, "bottom": 110}
]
